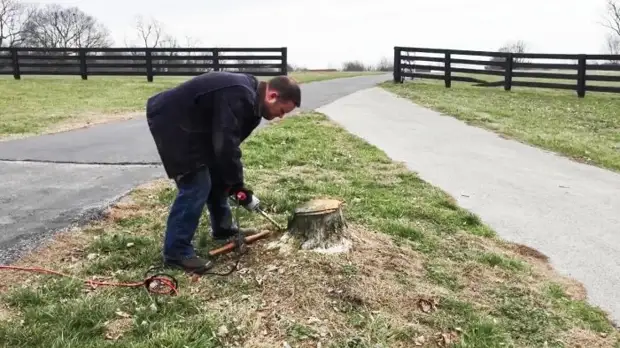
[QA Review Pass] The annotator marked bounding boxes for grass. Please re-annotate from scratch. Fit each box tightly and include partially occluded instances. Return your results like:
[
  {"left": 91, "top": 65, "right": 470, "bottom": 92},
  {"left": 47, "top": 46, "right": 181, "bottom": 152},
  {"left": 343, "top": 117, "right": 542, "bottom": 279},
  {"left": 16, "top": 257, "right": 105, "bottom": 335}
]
[
  {"left": 381, "top": 78, "right": 620, "bottom": 173},
  {"left": 0, "top": 71, "right": 379, "bottom": 140},
  {"left": 444, "top": 69, "right": 620, "bottom": 87},
  {"left": 1, "top": 112, "right": 618, "bottom": 347}
]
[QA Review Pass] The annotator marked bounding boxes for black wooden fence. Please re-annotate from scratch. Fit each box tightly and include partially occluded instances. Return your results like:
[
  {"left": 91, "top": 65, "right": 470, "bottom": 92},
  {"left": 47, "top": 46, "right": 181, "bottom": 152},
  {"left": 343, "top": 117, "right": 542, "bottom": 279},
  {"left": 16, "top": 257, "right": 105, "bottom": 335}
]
[
  {"left": 0, "top": 46, "right": 288, "bottom": 82},
  {"left": 393, "top": 46, "right": 620, "bottom": 97}
]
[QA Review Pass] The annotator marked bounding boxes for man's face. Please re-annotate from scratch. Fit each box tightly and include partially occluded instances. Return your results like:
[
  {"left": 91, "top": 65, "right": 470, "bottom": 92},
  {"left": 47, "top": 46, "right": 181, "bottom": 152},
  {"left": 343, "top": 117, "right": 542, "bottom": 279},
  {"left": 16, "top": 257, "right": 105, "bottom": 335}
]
[{"left": 262, "top": 90, "right": 297, "bottom": 121}]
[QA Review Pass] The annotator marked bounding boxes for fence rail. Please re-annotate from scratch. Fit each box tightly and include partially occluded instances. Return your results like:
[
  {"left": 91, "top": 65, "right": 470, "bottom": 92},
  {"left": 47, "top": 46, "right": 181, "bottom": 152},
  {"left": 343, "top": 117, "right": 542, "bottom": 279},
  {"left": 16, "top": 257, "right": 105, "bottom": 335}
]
[
  {"left": 393, "top": 46, "right": 620, "bottom": 97},
  {"left": 0, "top": 46, "right": 288, "bottom": 81}
]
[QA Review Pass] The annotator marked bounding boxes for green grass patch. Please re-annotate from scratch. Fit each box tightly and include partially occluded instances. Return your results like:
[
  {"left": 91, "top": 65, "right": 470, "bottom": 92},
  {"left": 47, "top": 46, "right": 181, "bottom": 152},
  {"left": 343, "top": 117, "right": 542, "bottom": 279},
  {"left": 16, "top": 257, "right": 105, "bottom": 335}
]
[
  {"left": 382, "top": 79, "right": 620, "bottom": 173},
  {"left": 477, "top": 251, "right": 527, "bottom": 272},
  {"left": 0, "top": 112, "right": 617, "bottom": 347},
  {"left": 0, "top": 71, "right": 379, "bottom": 139},
  {"left": 425, "top": 261, "right": 464, "bottom": 292},
  {"left": 545, "top": 283, "right": 616, "bottom": 334}
]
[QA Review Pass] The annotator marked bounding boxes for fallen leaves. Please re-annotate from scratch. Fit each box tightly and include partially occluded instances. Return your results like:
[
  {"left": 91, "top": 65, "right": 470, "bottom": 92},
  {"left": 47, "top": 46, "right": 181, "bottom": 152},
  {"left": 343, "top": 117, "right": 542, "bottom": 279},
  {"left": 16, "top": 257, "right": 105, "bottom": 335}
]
[
  {"left": 104, "top": 312, "right": 133, "bottom": 341},
  {"left": 436, "top": 330, "right": 460, "bottom": 346},
  {"left": 414, "top": 330, "right": 461, "bottom": 347},
  {"left": 217, "top": 325, "right": 229, "bottom": 336},
  {"left": 414, "top": 335, "right": 427, "bottom": 346},
  {"left": 417, "top": 297, "right": 439, "bottom": 313}
]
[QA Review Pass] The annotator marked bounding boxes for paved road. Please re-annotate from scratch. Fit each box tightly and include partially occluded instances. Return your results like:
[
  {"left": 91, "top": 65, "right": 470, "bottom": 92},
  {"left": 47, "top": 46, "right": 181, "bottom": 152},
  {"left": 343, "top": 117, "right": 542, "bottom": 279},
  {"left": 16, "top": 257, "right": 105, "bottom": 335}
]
[
  {"left": 0, "top": 74, "right": 391, "bottom": 264},
  {"left": 0, "top": 74, "right": 390, "bottom": 164},
  {"left": 317, "top": 87, "right": 620, "bottom": 325},
  {"left": 0, "top": 161, "right": 163, "bottom": 263}
]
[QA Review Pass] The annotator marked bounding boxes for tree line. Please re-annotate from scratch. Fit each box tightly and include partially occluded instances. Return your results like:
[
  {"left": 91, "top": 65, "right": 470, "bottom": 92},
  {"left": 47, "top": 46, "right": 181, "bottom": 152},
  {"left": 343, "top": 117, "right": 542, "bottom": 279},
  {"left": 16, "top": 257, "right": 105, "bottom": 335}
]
[
  {"left": 1, "top": 0, "right": 618, "bottom": 70},
  {"left": 0, "top": 0, "right": 291, "bottom": 74},
  {"left": 0, "top": 0, "right": 209, "bottom": 50}
]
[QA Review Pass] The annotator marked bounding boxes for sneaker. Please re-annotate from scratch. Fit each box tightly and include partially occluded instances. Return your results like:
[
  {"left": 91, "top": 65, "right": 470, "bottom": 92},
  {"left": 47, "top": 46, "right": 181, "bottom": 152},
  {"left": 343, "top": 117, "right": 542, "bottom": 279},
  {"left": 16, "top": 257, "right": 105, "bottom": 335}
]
[{"left": 164, "top": 255, "right": 213, "bottom": 275}]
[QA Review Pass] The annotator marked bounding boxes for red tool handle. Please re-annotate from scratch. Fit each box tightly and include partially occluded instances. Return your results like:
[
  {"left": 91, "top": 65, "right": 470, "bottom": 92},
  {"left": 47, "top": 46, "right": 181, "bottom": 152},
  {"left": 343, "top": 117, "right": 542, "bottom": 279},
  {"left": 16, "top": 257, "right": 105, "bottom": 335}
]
[{"left": 236, "top": 191, "right": 247, "bottom": 201}]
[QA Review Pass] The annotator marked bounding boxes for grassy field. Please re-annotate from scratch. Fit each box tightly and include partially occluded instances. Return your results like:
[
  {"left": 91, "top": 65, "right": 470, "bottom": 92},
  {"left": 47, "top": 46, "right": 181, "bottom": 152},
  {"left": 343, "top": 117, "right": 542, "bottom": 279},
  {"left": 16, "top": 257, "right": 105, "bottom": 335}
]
[
  {"left": 1, "top": 112, "right": 617, "bottom": 347},
  {"left": 0, "top": 71, "right": 379, "bottom": 140},
  {"left": 382, "top": 78, "right": 620, "bottom": 173},
  {"left": 448, "top": 69, "right": 620, "bottom": 87}
]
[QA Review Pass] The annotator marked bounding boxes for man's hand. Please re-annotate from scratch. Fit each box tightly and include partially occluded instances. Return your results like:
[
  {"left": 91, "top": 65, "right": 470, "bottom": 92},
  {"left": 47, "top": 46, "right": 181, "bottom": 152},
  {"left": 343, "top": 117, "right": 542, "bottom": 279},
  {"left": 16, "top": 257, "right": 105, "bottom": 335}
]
[{"left": 230, "top": 186, "right": 260, "bottom": 212}]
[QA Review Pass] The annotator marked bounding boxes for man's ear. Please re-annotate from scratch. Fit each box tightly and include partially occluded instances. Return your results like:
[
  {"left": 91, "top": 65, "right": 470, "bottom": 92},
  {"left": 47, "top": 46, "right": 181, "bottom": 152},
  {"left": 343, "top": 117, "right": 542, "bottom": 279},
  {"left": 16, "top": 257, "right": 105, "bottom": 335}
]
[{"left": 267, "top": 90, "right": 279, "bottom": 102}]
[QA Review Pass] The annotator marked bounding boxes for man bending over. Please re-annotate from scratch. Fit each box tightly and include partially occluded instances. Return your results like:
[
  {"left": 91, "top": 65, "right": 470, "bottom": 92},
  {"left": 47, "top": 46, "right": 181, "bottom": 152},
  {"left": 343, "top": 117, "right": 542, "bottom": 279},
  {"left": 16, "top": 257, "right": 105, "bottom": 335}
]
[{"left": 146, "top": 71, "right": 301, "bottom": 274}]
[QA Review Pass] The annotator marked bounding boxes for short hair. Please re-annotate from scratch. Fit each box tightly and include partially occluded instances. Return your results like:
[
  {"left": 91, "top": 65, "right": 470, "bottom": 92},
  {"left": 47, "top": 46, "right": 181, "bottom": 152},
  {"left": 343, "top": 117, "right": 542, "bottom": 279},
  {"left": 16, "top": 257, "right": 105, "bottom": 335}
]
[{"left": 268, "top": 75, "right": 301, "bottom": 107}]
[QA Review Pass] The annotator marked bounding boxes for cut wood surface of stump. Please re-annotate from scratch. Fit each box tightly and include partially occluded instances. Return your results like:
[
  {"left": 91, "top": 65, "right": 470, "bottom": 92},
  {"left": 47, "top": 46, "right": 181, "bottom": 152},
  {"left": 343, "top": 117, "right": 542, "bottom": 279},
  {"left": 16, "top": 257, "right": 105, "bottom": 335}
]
[{"left": 273, "top": 198, "right": 351, "bottom": 254}]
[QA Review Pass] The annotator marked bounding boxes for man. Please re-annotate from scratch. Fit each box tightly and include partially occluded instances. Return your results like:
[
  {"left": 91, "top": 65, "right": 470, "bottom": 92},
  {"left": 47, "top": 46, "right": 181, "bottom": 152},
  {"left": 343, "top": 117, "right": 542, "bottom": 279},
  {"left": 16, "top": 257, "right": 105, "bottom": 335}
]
[{"left": 145, "top": 71, "right": 301, "bottom": 274}]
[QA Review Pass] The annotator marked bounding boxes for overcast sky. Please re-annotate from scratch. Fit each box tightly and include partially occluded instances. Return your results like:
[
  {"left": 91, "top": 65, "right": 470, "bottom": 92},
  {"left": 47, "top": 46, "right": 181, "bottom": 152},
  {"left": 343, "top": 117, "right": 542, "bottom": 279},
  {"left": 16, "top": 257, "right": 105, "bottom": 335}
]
[{"left": 33, "top": 0, "right": 616, "bottom": 69}]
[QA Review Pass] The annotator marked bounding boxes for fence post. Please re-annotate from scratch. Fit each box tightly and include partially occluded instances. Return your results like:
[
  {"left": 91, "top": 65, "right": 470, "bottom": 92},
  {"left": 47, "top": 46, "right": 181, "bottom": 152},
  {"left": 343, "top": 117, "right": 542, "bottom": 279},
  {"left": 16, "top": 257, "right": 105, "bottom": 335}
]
[
  {"left": 79, "top": 48, "right": 88, "bottom": 80},
  {"left": 577, "top": 55, "right": 586, "bottom": 98},
  {"left": 213, "top": 48, "right": 220, "bottom": 72},
  {"left": 393, "top": 47, "right": 402, "bottom": 83},
  {"left": 145, "top": 48, "right": 153, "bottom": 82},
  {"left": 281, "top": 47, "right": 288, "bottom": 75},
  {"left": 504, "top": 53, "right": 513, "bottom": 91},
  {"left": 11, "top": 47, "right": 20, "bottom": 80},
  {"left": 444, "top": 52, "right": 451, "bottom": 88}
]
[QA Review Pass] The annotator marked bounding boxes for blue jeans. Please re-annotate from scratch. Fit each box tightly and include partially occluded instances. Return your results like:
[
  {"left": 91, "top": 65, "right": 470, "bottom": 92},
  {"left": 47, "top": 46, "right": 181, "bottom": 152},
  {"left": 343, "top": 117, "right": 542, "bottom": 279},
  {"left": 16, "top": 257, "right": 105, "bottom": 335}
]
[{"left": 163, "top": 166, "right": 236, "bottom": 261}]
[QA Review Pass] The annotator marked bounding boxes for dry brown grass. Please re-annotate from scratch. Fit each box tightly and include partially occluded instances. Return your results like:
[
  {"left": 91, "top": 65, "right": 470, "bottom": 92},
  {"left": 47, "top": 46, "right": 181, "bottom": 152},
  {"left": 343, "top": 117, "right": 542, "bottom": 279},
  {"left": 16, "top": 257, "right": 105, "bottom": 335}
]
[
  {"left": 562, "top": 327, "right": 618, "bottom": 348},
  {"left": 0, "top": 186, "right": 474, "bottom": 347},
  {"left": 188, "top": 224, "right": 435, "bottom": 347},
  {"left": 2, "top": 187, "right": 613, "bottom": 347}
]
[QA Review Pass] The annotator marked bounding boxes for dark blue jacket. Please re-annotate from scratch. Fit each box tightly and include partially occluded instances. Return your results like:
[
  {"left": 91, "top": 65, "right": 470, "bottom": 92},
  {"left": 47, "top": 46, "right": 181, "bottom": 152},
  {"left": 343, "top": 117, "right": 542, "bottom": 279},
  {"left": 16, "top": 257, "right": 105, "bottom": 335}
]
[{"left": 145, "top": 72, "right": 262, "bottom": 189}]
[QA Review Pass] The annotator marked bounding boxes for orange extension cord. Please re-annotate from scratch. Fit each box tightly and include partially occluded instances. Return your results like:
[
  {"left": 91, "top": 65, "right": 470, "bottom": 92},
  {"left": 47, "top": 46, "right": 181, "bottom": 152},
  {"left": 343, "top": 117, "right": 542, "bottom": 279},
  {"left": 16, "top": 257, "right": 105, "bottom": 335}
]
[
  {"left": 0, "top": 265, "right": 179, "bottom": 296},
  {"left": 0, "top": 205, "right": 277, "bottom": 295}
]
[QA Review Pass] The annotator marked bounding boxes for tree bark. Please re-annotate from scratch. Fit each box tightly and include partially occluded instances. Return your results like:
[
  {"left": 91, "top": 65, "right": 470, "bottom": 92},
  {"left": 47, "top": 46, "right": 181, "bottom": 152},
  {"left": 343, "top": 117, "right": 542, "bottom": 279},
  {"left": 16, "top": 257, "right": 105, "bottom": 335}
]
[{"left": 268, "top": 199, "right": 351, "bottom": 254}]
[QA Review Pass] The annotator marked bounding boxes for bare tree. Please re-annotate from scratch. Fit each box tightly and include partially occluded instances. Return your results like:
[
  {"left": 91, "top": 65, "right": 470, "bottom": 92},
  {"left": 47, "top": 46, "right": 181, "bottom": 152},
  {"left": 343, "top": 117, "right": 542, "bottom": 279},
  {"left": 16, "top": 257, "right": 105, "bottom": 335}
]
[
  {"left": 183, "top": 35, "right": 201, "bottom": 48},
  {"left": 342, "top": 60, "right": 368, "bottom": 71},
  {"left": 605, "top": 33, "right": 620, "bottom": 64},
  {"left": 602, "top": 0, "right": 620, "bottom": 37},
  {"left": 606, "top": 34, "right": 620, "bottom": 53},
  {"left": 375, "top": 56, "right": 393, "bottom": 71},
  {"left": 133, "top": 15, "right": 163, "bottom": 48},
  {"left": 499, "top": 40, "right": 528, "bottom": 64},
  {"left": 20, "top": 4, "right": 112, "bottom": 48},
  {"left": 600, "top": 0, "right": 620, "bottom": 63},
  {"left": 486, "top": 40, "right": 529, "bottom": 70},
  {"left": 0, "top": 0, "right": 33, "bottom": 47},
  {"left": 159, "top": 34, "right": 178, "bottom": 49}
]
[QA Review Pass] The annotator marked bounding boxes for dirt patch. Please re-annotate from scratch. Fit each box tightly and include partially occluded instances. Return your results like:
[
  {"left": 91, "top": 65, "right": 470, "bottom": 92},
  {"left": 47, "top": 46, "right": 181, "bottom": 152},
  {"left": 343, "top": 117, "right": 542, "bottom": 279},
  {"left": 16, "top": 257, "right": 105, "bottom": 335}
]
[
  {"left": 506, "top": 242, "right": 588, "bottom": 301},
  {"left": 511, "top": 242, "right": 550, "bottom": 262},
  {"left": 0, "top": 226, "right": 92, "bottom": 292},
  {"left": 188, "top": 224, "right": 434, "bottom": 347},
  {"left": 562, "top": 327, "right": 619, "bottom": 348},
  {"left": 464, "top": 233, "right": 588, "bottom": 302},
  {"left": 102, "top": 194, "right": 146, "bottom": 223},
  {"left": 104, "top": 317, "right": 133, "bottom": 341}
]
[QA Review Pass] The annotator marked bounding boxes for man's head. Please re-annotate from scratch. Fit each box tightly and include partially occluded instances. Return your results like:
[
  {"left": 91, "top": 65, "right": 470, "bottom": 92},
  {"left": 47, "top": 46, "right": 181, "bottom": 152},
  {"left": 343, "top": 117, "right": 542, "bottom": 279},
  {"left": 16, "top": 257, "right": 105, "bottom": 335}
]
[{"left": 260, "top": 76, "right": 301, "bottom": 120}]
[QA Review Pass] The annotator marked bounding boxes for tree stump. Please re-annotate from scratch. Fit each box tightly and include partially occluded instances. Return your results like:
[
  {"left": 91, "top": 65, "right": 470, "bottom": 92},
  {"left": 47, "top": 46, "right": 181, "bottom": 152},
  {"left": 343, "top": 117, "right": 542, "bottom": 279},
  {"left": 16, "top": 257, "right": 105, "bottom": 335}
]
[{"left": 268, "top": 198, "right": 352, "bottom": 254}]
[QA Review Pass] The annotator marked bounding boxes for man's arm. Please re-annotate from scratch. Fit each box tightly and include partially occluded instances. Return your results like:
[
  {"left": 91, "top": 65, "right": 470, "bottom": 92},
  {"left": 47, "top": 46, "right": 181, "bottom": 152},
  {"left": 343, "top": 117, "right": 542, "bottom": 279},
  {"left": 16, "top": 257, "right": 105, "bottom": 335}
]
[{"left": 209, "top": 87, "right": 255, "bottom": 190}]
